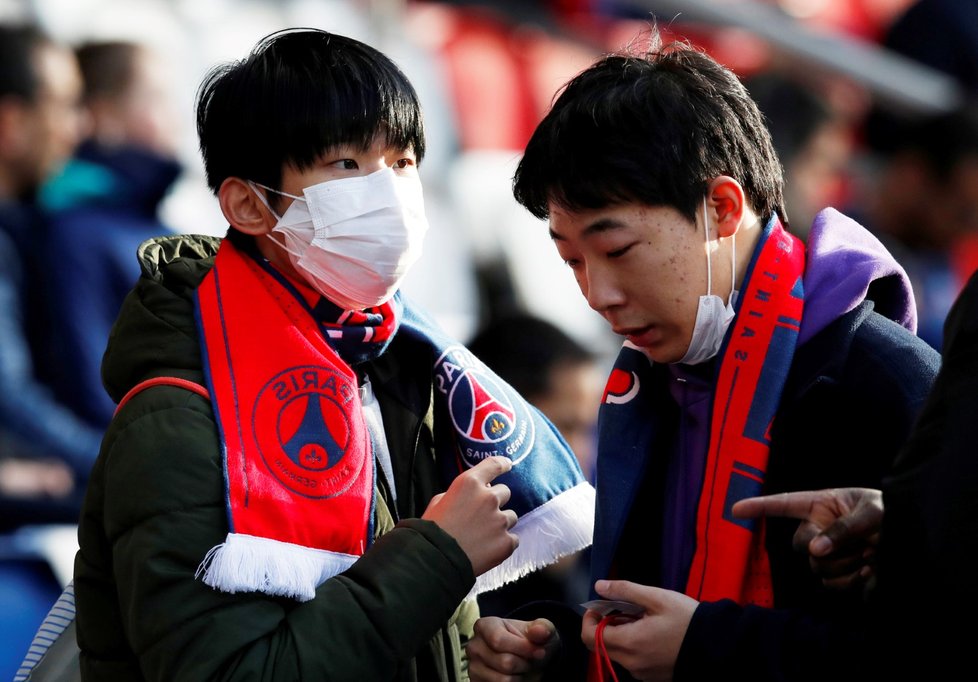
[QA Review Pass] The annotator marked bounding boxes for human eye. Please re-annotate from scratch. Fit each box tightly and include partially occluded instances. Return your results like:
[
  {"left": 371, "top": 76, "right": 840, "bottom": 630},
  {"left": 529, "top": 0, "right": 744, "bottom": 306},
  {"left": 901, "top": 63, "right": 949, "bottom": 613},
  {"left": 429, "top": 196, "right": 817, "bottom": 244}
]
[
  {"left": 329, "top": 158, "right": 358, "bottom": 170},
  {"left": 392, "top": 157, "right": 415, "bottom": 169},
  {"left": 607, "top": 243, "right": 635, "bottom": 259}
]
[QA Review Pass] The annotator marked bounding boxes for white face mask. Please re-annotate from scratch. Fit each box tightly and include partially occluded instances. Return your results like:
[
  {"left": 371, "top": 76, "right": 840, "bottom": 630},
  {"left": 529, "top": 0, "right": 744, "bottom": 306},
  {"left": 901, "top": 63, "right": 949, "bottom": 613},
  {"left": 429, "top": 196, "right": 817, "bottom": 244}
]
[
  {"left": 676, "top": 197, "right": 737, "bottom": 365},
  {"left": 251, "top": 167, "right": 429, "bottom": 310}
]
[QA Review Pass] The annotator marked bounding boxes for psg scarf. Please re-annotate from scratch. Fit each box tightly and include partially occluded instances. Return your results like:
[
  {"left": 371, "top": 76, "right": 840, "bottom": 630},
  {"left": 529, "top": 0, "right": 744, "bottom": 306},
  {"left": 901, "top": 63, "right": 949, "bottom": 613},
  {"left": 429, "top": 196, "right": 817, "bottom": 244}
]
[
  {"left": 592, "top": 217, "right": 805, "bottom": 606},
  {"left": 193, "top": 239, "right": 595, "bottom": 601}
]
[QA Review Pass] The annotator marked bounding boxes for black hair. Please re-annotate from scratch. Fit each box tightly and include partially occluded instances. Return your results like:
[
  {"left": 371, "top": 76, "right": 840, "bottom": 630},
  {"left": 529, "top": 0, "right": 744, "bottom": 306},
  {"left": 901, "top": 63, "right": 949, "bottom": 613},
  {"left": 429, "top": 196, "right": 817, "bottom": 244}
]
[
  {"left": 195, "top": 28, "right": 425, "bottom": 194},
  {"left": 513, "top": 29, "right": 785, "bottom": 225},
  {"left": 75, "top": 41, "right": 141, "bottom": 103},
  {"left": 0, "top": 23, "right": 52, "bottom": 102},
  {"left": 467, "top": 313, "right": 595, "bottom": 401}
]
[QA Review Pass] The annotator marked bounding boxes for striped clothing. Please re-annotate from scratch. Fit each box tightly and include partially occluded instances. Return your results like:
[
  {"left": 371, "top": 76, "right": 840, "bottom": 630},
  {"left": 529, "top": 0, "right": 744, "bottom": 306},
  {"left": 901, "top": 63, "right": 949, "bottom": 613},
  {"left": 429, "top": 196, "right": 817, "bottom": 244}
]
[{"left": 14, "top": 580, "right": 75, "bottom": 681}]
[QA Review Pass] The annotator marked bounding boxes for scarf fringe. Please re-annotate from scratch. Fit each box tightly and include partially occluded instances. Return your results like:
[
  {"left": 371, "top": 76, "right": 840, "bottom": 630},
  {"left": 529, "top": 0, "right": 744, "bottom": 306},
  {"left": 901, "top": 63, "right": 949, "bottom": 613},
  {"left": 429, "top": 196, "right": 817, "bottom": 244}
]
[
  {"left": 467, "top": 481, "right": 595, "bottom": 600},
  {"left": 196, "top": 533, "right": 358, "bottom": 602}
]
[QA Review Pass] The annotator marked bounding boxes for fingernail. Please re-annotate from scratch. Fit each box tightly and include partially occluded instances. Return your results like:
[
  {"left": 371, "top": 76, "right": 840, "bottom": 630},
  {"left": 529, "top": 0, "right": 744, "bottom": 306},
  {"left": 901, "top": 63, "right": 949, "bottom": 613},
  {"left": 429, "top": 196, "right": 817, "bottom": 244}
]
[{"left": 810, "top": 536, "right": 832, "bottom": 555}]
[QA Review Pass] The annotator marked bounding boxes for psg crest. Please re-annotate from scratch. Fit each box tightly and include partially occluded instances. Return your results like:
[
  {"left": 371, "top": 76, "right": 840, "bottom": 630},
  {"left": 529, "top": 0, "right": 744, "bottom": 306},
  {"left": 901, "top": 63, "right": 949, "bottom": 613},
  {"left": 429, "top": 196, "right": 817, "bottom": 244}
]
[
  {"left": 253, "top": 365, "right": 366, "bottom": 498},
  {"left": 435, "top": 345, "right": 535, "bottom": 468}
]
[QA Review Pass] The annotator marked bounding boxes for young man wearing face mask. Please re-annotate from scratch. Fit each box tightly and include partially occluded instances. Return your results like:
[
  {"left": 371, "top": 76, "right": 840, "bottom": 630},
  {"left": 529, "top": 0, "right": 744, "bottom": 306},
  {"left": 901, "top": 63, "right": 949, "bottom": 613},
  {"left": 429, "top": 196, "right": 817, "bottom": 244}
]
[
  {"left": 71, "top": 28, "right": 594, "bottom": 681},
  {"left": 465, "top": 29, "right": 941, "bottom": 682}
]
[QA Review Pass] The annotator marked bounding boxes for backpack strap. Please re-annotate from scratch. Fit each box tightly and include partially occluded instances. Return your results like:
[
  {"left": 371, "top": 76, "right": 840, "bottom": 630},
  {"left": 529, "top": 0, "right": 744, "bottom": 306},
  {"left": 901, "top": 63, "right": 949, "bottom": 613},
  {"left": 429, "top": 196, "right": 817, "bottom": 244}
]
[{"left": 114, "top": 377, "right": 210, "bottom": 417}]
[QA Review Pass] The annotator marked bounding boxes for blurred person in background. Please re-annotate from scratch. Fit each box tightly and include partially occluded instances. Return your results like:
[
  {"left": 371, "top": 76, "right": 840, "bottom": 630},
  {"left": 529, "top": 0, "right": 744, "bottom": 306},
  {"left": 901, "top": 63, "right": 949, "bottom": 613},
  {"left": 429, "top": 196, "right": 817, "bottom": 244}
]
[
  {"left": 37, "top": 40, "right": 182, "bottom": 432},
  {"left": 855, "top": 0, "right": 978, "bottom": 350},
  {"left": 0, "top": 20, "right": 98, "bottom": 682},
  {"left": 859, "top": 105, "right": 978, "bottom": 350},
  {"left": 0, "top": 22, "right": 99, "bottom": 527},
  {"left": 468, "top": 312, "right": 603, "bottom": 620},
  {"left": 745, "top": 70, "right": 855, "bottom": 243}
]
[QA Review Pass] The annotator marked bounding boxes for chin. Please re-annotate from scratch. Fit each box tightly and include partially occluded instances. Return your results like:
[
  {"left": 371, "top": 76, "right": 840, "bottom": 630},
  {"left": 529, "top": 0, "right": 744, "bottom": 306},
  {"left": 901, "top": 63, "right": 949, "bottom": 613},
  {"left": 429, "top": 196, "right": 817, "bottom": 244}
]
[{"left": 635, "top": 344, "right": 682, "bottom": 365}]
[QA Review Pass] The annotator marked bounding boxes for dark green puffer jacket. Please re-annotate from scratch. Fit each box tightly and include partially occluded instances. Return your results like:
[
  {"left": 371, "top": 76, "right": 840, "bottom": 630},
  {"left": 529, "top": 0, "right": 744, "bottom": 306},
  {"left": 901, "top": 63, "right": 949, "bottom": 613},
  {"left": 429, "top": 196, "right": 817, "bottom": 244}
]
[{"left": 74, "top": 234, "right": 479, "bottom": 681}]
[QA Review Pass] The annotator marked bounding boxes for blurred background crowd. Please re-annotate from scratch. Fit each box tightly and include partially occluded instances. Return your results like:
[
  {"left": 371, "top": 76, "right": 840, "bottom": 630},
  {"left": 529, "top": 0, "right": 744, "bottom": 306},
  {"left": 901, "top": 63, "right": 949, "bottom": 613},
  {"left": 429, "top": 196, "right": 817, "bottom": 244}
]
[{"left": 1, "top": 0, "right": 977, "bottom": 676}]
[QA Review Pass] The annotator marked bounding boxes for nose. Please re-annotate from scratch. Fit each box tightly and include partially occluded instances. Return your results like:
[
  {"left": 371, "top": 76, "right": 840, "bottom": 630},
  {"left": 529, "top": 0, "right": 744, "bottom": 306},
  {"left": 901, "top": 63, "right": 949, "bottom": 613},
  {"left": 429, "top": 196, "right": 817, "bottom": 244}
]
[
  {"left": 363, "top": 158, "right": 388, "bottom": 174},
  {"left": 583, "top": 266, "right": 625, "bottom": 313}
]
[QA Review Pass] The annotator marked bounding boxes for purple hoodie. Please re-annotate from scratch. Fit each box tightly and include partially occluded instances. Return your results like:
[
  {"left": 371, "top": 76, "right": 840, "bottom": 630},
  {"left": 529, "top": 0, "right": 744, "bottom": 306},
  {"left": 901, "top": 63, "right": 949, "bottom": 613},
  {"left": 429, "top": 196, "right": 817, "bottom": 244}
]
[{"left": 657, "top": 208, "right": 917, "bottom": 591}]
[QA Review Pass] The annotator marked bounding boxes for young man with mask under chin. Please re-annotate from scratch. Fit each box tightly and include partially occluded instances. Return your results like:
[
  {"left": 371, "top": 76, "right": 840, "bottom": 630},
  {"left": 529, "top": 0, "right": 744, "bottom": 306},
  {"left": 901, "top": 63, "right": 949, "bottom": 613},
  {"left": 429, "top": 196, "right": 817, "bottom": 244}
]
[
  {"left": 464, "top": 27, "right": 941, "bottom": 682},
  {"left": 71, "top": 28, "right": 594, "bottom": 681}
]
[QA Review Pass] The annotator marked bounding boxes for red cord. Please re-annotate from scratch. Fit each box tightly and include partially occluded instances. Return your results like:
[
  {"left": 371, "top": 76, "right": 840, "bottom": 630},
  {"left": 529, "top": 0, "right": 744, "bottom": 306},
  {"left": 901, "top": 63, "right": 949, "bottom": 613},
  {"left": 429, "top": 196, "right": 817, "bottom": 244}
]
[{"left": 588, "top": 615, "right": 620, "bottom": 682}]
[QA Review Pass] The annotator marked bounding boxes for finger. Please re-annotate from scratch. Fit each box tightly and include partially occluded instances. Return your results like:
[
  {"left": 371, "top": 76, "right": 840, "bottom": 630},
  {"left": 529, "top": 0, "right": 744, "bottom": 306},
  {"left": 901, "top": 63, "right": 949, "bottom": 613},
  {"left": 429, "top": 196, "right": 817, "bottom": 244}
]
[
  {"left": 581, "top": 611, "right": 600, "bottom": 649},
  {"left": 490, "top": 482, "right": 513, "bottom": 507},
  {"left": 469, "top": 456, "right": 513, "bottom": 485},
  {"left": 810, "top": 552, "right": 869, "bottom": 579},
  {"left": 593, "top": 579, "right": 652, "bottom": 608},
  {"left": 821, "top": 570, "right": 870, "bottom": 591},
  {"left": 524, "top": 618, "right": 557, "bottom": 646},
  {"left": 473, "top": 618, "right": 542, "bottom": 660},
  {"left": 813, "top": 507, "right": 883, "bottom": 556},
  {"left": 466, "top": 643, "right": 531, "bottom": 680},
  {"left": 731, "top": 491, "right": 821, "bottom": 521},
  {"left": 502, "top": 509, "right": 518, "bottom": 530},
  {"left": 792, "top": 521, "right": 821, "bottom": 553}
]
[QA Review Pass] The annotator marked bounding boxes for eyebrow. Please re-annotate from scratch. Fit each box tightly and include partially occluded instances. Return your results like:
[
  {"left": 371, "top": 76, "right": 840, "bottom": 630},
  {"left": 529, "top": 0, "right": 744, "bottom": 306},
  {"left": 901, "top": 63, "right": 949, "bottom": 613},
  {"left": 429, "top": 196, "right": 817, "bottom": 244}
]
[{"left": 549, "top": 217, "right": 627, "bottom": 241}]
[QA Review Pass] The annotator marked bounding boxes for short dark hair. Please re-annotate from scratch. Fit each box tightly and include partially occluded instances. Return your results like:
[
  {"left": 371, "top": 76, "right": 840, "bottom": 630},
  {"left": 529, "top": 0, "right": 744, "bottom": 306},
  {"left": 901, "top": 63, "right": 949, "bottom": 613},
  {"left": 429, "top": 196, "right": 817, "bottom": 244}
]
[
  {"left": 513, "top": 29, "right": 785, "bottom": 225},
  {"left": 195, "top": 28, "right": 425, "bottom": 194},
  {"left": 75, "top": 41, "right": 141, "bottom": 103},
  {"left": 467, "top": 313, "right": 595, "bottom": 401},
  {"left": 0, "top": 23, "right": 52, "bottom": 102}
]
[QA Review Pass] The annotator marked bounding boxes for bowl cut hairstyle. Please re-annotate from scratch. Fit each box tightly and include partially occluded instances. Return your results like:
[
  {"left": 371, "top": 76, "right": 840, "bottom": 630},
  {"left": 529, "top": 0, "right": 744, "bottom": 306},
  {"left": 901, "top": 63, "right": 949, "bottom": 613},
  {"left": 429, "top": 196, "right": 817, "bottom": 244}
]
[
  {"left": 196, "top": 28, "right": 426, "bottom": 195},
  {"left": 514, "top": 31, "right": 785, "bottom": 227}
]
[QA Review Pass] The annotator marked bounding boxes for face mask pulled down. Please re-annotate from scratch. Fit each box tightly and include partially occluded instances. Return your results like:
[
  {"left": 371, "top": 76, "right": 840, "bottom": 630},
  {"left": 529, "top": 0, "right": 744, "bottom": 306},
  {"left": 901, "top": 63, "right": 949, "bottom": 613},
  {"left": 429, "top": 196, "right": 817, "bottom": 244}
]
[
  {"left": 676, "top": 198, "right": 738, "bottom": 365},
  {"left": 251, "top": 167, "right": 429, "bottom": 311}
]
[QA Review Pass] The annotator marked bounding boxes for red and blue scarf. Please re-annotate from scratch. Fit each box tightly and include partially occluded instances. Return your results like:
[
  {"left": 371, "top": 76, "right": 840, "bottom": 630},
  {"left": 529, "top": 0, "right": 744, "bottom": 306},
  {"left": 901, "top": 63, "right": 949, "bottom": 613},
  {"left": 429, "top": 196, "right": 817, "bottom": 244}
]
[
  {"left": 592, "top": 218, "right": 805, "bottom": 606},
  {"left": 193, "top": 239, "right": 595, "bottom": 601}
]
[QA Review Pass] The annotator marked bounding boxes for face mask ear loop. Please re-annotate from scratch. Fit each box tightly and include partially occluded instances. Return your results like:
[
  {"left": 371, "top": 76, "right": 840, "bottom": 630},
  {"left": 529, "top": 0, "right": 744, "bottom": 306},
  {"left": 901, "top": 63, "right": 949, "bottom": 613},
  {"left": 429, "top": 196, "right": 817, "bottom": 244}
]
[
  {"left": 248, "top": 180, "right": 305, "bottom": 222},
  {"left": 265, "top": 229, "right": 307, "bottom": 261},
  {"left": 703, "top": 196, "right": 713, "bottom": 297},
  {"left": 248, "top": 181, "right": 285, "bottom": 222},
  {"left": 729, "top": 230, "right": 737, "bottom": 306},
  {"left": 247, "top": 181, "right": 308, "bottom": 261}
]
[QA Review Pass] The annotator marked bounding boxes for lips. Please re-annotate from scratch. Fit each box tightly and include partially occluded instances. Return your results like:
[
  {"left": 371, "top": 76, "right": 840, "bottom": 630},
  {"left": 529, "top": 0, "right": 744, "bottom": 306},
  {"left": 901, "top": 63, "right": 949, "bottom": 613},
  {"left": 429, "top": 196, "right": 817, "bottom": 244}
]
[{"left": 613, "top": 324, "right": 656, "bottom": 347}]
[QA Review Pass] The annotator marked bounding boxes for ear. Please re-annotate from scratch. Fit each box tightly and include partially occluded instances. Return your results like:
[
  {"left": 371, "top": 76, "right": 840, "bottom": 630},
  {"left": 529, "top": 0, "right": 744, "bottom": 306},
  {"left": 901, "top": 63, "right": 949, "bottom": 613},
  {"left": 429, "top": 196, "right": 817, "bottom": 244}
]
[
  {"left": 219, "top": 177, "right": 275, "bottom": 235},
  {"left": 706, "top": 176, "right": 746, "bottom": 238},
  {"left": 0, "top": 98, "right": 29, "bottom": 160}
]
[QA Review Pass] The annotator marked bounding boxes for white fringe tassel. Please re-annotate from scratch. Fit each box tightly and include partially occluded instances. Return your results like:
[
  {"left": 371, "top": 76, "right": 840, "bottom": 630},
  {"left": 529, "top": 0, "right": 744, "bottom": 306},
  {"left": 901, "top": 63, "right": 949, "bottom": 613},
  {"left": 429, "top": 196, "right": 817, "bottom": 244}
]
[
  {"left": 467, "top": 481, "right": 596, "bottom": 600},
  {"left": 196, "top": 533, "right": 358, "bottom": 602}
]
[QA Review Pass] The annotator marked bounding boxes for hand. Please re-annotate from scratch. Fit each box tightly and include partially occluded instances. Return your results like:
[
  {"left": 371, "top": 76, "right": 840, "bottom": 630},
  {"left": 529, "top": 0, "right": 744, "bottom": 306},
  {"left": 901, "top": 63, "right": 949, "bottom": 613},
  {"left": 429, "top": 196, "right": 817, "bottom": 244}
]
[
  {"left": 422, "top": 455, "right": 518, "bottom": 576},
  {"left": 467, "top": 616, "right": 559, "bottom": 681},
  {"left": 732, "top": 488, "right": 883, "bottom": 590},
  {"left": 581, "top": 580, "right": 697, "bottom": 682},
  {"left": 0, "top": 458, "right": 74, "bottom": 497}
]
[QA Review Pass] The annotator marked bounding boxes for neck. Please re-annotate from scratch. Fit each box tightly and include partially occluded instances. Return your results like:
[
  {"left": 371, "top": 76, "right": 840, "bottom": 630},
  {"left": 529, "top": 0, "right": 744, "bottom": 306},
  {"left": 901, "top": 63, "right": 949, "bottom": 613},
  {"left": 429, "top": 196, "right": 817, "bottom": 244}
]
[{"left": 732, "top": 212, "right": 764, "bottom": 293}]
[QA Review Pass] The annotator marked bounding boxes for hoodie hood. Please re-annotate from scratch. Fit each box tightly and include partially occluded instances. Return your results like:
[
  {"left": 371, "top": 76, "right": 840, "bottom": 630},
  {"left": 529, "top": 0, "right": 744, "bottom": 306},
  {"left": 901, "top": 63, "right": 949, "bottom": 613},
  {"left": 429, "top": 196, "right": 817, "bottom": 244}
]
[
  {"left": 101, "top": 234, "right": 221, "bottom": 402},
  {"left": 799, "top": 207, "right": 917, "bottom": 345},
  {"left": 40, "top": 139, "right": 182, "bottom": 215}
]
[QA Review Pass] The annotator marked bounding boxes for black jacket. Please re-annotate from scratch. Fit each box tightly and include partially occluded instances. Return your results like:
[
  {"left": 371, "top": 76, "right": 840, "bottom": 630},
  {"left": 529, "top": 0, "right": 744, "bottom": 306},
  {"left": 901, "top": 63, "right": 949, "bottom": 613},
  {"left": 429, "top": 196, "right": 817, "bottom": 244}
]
[
  {"left": 674, "top": 301, "right": 940, "bottom": 681},
  {"left": 873, "top": 268, "right": 978, "bottom": 680},
  {"left": 74, "top": 235, "right": 478, "bottom": 681}
]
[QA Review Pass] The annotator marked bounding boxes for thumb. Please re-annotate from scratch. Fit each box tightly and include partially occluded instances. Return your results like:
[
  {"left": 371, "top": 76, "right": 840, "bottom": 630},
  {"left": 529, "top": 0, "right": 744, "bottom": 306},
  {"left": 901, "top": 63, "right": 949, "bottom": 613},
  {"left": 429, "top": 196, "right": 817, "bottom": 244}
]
[
  {"left": 524, "top": 618, "right": 557, "bottom": 646},
  {"left": 594, "top": 579, "right": 649, "bottom": 607}
]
